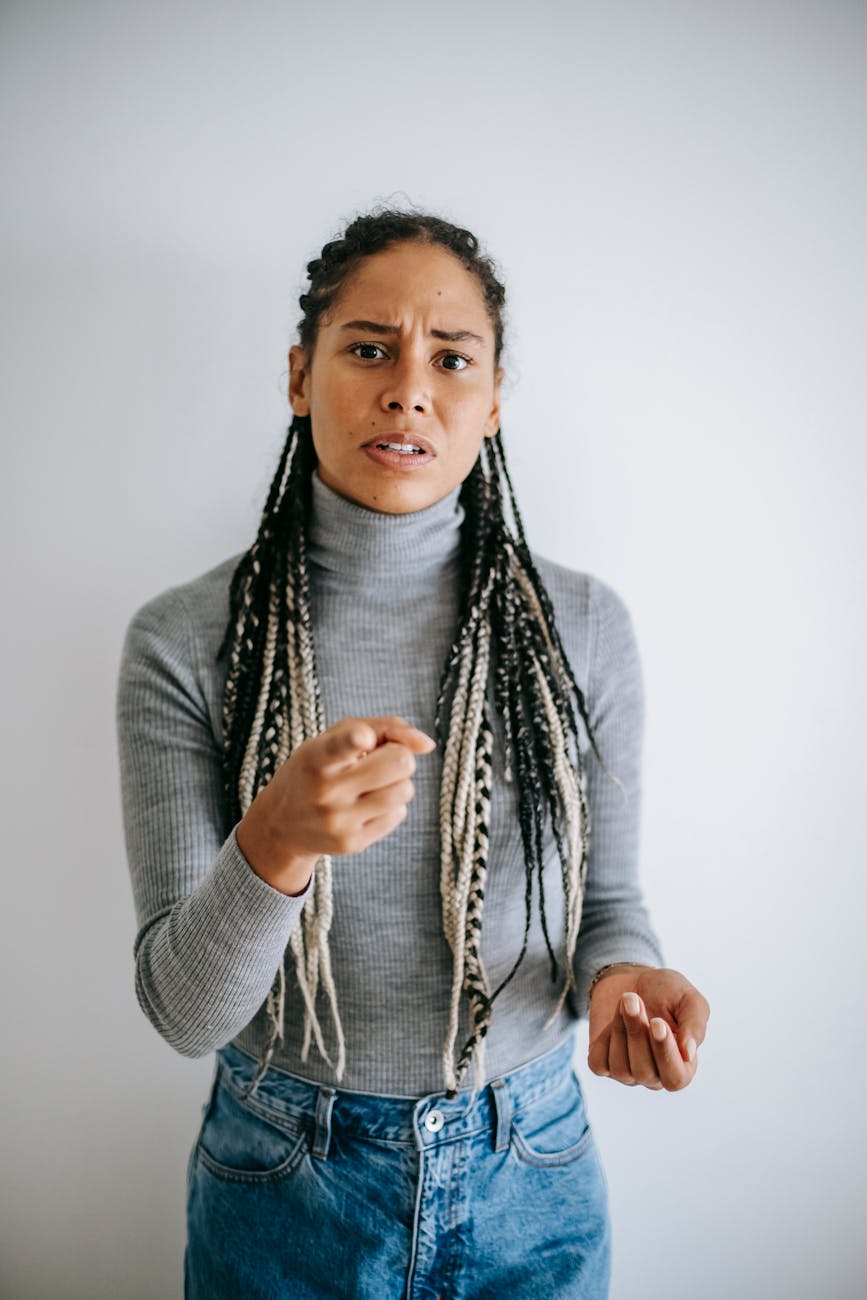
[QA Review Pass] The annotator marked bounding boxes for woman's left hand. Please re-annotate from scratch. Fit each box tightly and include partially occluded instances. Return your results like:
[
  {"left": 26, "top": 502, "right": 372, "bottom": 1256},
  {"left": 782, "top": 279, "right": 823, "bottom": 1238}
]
[{"left": 587, "top": 966, "right": 710, "bottom": 1092}]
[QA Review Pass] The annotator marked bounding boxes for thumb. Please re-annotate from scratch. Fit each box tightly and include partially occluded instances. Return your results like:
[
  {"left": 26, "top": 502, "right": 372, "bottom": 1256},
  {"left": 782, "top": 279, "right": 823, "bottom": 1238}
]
[
  {"left": 677, "top": 1031, "right": 698, "bottom": 1065},
  {"left": 675, "top": 990, "right": 710, "bottom": 1063}
]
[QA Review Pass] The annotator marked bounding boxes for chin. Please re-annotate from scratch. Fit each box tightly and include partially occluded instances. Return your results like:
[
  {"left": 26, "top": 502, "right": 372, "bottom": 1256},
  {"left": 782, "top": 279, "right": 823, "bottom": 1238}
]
[
  {"left": 352, "top": 472, "right": 447, "bottom": 516},
  {"left": 363, "top": 488, "right": 434, "bottom": 515}
]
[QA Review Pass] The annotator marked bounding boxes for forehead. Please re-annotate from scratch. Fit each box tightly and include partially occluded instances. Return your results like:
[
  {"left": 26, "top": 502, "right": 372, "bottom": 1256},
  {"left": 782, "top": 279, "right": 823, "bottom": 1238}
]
[{"left": 326, "top": 241, "right": 492, "bottom": 331}]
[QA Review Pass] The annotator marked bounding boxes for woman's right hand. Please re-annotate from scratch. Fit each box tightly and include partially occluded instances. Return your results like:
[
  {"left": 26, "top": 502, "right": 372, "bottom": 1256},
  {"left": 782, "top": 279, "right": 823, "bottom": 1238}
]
[{"left": 235, "top": 716, "right": 436, "bottom": 896}]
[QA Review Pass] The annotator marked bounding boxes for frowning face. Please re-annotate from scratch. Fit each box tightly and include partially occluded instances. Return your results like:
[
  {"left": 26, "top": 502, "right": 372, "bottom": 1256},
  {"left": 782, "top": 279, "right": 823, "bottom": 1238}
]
[{"left": 289, "top": 241, "right": 503, "bottom": 514}]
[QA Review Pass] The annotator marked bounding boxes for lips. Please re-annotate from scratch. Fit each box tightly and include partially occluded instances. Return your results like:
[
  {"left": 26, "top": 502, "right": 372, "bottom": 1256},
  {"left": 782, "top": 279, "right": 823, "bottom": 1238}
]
[
  {"left": 362, "top": 433, "right": 436, "bottom": 457},
  {"left": 361, "top": 433, "right": 435, "bottom": 473}
]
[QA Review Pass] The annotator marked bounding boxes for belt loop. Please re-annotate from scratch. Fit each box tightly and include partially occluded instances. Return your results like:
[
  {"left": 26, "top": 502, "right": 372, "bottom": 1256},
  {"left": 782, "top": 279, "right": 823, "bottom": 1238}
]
[
  {"left": 312, "top": 1087, "right": 336, "bottom": 1161},
  {"left": 489, "top": 1078, "right": 512, "bottom": 1153}
]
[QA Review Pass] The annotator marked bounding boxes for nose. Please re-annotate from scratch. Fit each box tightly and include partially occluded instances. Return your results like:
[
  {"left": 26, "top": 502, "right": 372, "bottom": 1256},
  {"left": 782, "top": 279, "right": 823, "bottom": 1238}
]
[{"left": 380, "top": 354, "right": 429, "bottom": 415}]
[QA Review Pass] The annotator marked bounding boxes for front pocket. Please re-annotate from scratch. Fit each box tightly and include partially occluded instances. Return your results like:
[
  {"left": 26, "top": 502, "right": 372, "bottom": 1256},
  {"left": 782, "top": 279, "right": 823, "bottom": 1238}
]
[
  {"left": 510, "top": 1073, "right": 594, "bottom": 1169},
  {"left": 195, "top": 1077, "right": 310, "bottom": 1185}
]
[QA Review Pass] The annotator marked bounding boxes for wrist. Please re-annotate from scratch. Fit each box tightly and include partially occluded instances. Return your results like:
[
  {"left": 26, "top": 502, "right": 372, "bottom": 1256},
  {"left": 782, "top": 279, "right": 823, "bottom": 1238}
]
[
  {"left": 587, "top": 962, "right": 654, "bottom": 1005},
  {"left": 236, "top": 807, "right": 317, "bottom": 897}
]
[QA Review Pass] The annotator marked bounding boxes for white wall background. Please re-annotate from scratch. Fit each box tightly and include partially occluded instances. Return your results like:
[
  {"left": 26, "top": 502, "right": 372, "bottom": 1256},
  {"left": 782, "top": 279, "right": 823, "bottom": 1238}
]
[{"left": 1, "top": 1, "right": 865, "bottom": 1297}]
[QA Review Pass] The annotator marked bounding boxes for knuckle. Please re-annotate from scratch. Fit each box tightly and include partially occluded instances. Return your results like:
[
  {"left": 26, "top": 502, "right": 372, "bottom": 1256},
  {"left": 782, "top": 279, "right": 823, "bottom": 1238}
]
[
  {"left": 330, "top": 802, "right": 357, "bottom": 831},
  {"left": 334, "top": 820, "right": 366, "bottom": 855},
  {"left": 320, "top": 816, "right": 344, "bottom": 845},
  {"left": 348, "top": 724, "right": 373, "bottom": 751},
  {"left": 310, "top": 786, "right": 335, "bottom": 815}
]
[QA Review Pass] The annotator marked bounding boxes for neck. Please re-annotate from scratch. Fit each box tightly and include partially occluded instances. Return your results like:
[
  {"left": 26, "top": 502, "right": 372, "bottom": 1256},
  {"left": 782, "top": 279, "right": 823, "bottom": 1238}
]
[{"left": 307, "top": 471, "right": 465, "bottom": 584}]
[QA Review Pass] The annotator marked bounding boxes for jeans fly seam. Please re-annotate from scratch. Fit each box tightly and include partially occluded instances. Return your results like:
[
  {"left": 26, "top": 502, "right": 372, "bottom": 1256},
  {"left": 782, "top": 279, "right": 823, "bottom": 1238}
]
[{"left": 405, "top": 1144, "right": 425, "bottom": 1298}]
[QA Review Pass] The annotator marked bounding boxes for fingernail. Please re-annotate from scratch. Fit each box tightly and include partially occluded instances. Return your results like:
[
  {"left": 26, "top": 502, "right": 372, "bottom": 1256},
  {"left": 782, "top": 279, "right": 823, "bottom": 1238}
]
[
  {"left": 623, "top": 992, "right": 640, "bottom": 1016},
  {"left": 685, "top": 1037, "right": 697, "bottom": 1062},
  {"left": 650, "top": 1017, "right": 667, "bottom": 1042}
]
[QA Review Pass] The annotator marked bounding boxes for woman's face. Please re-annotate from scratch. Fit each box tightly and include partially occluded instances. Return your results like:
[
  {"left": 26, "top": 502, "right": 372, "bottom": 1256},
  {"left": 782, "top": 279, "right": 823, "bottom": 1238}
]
[{"left": 289, "top": 241, "right": 503, "bottom": 514}]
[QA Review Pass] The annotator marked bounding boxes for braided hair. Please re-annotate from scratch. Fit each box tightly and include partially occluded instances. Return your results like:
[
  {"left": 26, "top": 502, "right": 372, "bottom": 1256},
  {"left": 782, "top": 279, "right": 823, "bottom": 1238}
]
[{"left": 220, "top": 210, "right": 599, "bottom": 1096}]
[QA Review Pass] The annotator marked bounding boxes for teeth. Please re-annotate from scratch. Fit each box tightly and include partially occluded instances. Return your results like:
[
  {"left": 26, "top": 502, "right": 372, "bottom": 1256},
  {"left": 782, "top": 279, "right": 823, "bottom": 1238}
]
[{"left": 378, "top": 442, "right": 423, "bottom": 454}]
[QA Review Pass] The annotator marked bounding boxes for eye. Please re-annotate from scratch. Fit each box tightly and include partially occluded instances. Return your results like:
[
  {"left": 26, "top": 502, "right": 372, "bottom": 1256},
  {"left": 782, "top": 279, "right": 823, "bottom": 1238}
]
[
  {"left": 438, "top": 352, "right": 471, "bottom": 372},
  {"left": 350, "top": 342, "right": 388, "bottom": 360}
]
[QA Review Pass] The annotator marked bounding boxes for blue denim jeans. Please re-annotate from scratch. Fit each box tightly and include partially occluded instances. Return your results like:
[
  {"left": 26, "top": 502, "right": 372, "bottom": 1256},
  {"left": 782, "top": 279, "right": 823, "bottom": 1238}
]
[{"left": 185, "top": 1035, "right": 610, "bottom": 1298}]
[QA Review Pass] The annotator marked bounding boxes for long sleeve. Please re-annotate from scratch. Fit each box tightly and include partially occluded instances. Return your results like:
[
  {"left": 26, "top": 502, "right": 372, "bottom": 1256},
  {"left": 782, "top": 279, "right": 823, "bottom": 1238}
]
[
  {"left": 569, "top": 577, "right": 665, "bottom": 1011},
  {"left": 116, "top": 583, "right": 308, "bottom": 1058},
  {"left": 117, "top": 501, "right": 665, "bottom": 1092}
]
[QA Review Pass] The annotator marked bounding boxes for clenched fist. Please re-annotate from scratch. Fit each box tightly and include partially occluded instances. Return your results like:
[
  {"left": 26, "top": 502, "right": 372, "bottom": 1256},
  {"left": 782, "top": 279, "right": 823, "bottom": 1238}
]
[{"left": 236, "top": 716, "right": 436, "bottom": 896}]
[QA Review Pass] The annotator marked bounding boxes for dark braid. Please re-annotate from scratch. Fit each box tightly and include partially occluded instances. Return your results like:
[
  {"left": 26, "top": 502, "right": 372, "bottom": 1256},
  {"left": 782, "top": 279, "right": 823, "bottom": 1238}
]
[{"left": 220, "top": 208, "right": 598, "bottom": 1095}]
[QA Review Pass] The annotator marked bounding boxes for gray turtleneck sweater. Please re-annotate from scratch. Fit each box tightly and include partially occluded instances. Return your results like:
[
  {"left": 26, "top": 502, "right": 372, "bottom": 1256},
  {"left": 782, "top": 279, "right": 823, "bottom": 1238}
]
[{"left": 117, "top": 473, "right": 663, "bottom": 1095}]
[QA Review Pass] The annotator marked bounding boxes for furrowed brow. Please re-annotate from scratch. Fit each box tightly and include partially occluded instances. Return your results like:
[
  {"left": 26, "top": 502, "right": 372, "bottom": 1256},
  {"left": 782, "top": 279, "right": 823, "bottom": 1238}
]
[
  {"left": 340, "top": 320, "right": 485, "bottom": 347},
  {"left": 340, "top": 320, "right": 397, "bottom": 335},
  {"left": 430, "top": 328, "right": 485, "bottom": 347}
]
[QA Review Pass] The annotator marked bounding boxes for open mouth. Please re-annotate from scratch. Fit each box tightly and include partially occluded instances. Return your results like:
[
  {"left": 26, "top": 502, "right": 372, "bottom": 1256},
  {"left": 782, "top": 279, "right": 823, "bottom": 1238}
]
[
  {"left": 362, "top": 436, "right": 434, "bottom": 469},
  {"left": 375, "top": 442, "right": 426, "bottom": 455}
]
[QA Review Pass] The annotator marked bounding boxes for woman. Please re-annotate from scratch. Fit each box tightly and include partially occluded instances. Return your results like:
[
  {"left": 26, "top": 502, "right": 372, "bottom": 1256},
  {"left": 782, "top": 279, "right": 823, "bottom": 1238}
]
[{"left": 118, "top": 209, "right": 710, "bottom": 1299}]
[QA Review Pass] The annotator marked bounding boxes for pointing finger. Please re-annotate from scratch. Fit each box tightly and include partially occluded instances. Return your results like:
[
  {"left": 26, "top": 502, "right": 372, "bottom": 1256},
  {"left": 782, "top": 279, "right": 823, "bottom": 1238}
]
[{"left": 366, "top": 716, "right": 436, "bottom": 754}]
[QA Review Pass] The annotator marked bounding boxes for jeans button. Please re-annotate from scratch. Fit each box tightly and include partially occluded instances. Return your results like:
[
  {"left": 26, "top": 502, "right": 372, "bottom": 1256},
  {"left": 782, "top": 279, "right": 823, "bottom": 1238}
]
[{"left": 423, "top": 1108, "right": 445, "bottom": 1133}]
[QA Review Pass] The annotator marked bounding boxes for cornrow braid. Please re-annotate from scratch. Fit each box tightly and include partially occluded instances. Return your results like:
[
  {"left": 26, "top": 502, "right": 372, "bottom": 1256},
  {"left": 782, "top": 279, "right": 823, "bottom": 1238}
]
[{"left": 219, "top": 209, "right": 600, "bottom": 1097}]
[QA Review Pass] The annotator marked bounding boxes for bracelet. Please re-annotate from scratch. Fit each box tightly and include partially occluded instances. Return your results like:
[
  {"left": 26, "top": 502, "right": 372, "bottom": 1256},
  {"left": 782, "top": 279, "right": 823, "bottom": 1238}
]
[{"left": 587, "top": 962, "right": 648, "bottom": 1003}]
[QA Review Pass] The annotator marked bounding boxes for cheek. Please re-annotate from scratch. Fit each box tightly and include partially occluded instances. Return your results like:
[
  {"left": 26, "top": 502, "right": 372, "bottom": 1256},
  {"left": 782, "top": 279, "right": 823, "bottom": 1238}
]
[
  {"left": 309, "top": 389, "right": 346, "bottom": 437},
  {"left": 313, "top": 377, "right": 373, "bottom": 430},
  {"left": 450, "top": 391, "right": 494, "bottom": 442}
]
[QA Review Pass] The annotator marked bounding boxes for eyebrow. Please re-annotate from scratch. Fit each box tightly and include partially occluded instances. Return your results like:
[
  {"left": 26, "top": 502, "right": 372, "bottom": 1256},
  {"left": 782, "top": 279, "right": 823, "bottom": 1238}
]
[{"left": 340, "top": 319, "right": 486, "bottom": 347}]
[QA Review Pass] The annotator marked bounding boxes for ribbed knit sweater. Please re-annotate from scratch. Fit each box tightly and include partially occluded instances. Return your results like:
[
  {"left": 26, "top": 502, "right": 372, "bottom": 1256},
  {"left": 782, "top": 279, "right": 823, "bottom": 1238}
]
[{"left": 116, "top": 473, "right": 663, "bottom": 1095}]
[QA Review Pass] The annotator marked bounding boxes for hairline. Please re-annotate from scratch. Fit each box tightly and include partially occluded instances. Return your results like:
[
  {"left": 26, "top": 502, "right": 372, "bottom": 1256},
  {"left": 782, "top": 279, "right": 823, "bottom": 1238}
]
[{"left": 302, "top": 234, "right": 503, "bottom": 364}]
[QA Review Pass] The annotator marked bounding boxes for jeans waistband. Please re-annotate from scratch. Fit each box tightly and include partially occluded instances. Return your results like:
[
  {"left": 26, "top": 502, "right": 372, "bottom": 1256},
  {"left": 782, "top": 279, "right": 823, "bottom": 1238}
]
[{"left": 216, "top": 1035, "right": 578, "bottom": 1154}]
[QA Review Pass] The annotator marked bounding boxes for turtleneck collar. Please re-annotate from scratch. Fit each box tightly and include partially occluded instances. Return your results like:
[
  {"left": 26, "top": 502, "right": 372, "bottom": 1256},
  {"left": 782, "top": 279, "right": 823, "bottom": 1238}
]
[{"left": 307, "top": 471, "right": 465, "bottom": 584}]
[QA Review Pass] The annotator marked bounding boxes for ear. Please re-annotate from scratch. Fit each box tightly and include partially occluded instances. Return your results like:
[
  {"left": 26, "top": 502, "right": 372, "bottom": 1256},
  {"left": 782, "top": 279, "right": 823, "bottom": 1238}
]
[
  {"left": 288, "top": 345, "right": 311, "bottom": 416},
  {"left": 483, "top": 366, "right": 504, "bottom": 439}
]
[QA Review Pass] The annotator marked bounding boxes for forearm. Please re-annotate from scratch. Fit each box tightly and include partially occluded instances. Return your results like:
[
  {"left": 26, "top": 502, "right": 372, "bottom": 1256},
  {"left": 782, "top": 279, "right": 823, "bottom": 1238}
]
[
  {"left": 133, "top": 829, "right": 308, "bottom": 1057},
  {"left": 571, "top": 577, "right": 665, "bottom": 1013}
]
